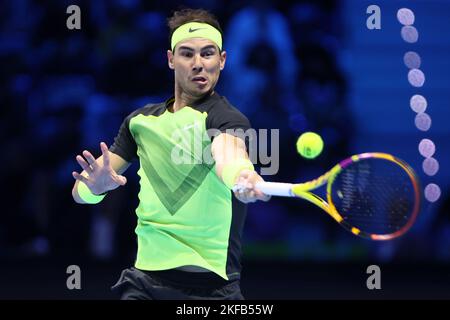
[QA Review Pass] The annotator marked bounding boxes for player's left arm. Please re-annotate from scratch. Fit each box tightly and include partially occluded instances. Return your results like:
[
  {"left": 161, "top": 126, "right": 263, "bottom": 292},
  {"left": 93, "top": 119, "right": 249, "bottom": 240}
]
[{"left": 211, "top": 133, "right": 270, "bottom": 203}]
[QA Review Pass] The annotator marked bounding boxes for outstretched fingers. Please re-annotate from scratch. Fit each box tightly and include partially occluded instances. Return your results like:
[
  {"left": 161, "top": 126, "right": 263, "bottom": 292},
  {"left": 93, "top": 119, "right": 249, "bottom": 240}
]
[
  {"left": 72, "top": 171, "right": 89, "bottom": 185},
  {"left": 76, "top": 155, "right": 93, "bottom": 174},
  {"left": 100, "top": 142, "right": 110, "bottom": 167},
  {"left": 82, "top": 150, "right": 99, "bottom": 171}
]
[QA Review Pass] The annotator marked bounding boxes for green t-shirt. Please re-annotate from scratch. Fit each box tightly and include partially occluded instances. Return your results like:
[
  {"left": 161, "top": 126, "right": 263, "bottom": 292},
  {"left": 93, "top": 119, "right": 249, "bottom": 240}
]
[{"left": 110, "top": 92, "right": 251, "bottom": 280}]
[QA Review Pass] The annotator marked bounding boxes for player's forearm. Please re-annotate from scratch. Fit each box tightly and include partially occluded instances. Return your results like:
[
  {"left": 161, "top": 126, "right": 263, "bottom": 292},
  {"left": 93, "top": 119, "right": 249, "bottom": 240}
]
[{"left": 212, "top": 133, "right": 250, "bottom": 182}]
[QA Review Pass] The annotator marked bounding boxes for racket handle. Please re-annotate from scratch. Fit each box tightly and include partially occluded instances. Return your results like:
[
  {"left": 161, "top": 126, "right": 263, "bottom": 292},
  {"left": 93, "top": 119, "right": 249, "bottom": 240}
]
[{"left": 255, "top": 182, "right": 294, "bottom": 197}]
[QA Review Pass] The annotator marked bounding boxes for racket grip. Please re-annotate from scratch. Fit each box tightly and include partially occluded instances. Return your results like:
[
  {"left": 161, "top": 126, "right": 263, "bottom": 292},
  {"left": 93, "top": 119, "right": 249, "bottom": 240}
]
[{"left": 255, "top": 182, "right": 294, "bottom": 197}]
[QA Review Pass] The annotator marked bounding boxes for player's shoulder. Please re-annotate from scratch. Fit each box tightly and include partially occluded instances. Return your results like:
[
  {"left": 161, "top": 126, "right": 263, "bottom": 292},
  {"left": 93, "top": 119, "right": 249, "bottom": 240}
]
[
  {"left": 125, "top": 102, "right": 166, "bottom": 122},
  {"left": 204, "top": 93, "right": 251, "bottom": 129},
  {"left": 206, "top": 92, "right": 247, "bottom": 117}
]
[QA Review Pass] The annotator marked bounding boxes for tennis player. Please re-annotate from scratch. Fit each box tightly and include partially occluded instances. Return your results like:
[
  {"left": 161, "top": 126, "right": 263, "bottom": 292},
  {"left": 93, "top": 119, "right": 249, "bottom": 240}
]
[{"left": 71, "top": 8, "right": 270, "bottom": 300}]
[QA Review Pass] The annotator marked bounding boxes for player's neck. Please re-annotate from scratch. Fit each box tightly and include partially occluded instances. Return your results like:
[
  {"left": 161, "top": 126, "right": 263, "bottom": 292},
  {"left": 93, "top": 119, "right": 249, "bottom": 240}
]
[
  {"left": 172, "top": 95, "right": 192, "bottom": 112},
  {"left": 172, "top": 86, "right": 213, "bottom": 112}
]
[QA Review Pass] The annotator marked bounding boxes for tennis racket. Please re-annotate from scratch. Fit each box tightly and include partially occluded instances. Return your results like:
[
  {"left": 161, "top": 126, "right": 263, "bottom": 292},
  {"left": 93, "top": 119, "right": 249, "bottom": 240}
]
[{"left": 245, "top": 152, "right": 421, "bottom": 241}]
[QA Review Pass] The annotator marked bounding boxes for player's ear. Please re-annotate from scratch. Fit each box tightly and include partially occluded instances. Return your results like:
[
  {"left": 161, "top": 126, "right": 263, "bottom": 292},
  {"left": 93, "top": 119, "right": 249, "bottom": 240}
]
[
  {"left": 167, "top": 50, "right": 175, "bottom": 70},
  {"left": 220, "top": 50, "right": 226, "bottom": 71}
]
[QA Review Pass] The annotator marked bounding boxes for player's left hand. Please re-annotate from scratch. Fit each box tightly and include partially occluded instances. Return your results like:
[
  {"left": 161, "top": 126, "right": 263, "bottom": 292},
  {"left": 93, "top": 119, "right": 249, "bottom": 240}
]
[{"left": 232, "top": 169, "right": 271, "bottom": 203}]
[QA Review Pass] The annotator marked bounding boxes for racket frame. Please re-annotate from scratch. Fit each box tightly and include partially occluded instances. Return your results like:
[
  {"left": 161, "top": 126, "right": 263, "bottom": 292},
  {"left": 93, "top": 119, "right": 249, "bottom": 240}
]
[{"left": 257, "top": 152, "right": 421, "bottom": 240}]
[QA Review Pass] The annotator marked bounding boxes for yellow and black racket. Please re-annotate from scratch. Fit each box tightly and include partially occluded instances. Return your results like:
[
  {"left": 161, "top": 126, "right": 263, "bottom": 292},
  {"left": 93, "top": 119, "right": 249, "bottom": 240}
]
[{"left": 252, "top": 153, "right": 421, "bottom": 240}]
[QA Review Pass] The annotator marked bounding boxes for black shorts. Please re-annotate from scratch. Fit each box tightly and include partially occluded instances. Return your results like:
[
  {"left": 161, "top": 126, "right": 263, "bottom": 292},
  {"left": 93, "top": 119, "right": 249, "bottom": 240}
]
[{"left": 111, "top": 267, "right": 244, "bottom": 300}]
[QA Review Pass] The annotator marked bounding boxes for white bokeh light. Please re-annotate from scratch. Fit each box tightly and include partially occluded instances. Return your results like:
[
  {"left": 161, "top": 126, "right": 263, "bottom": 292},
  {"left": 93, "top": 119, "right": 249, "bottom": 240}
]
[
  {"left": 423, "top": 157, "right": 439, "bottom": 176},
  {"left": 401, "top": 26, "right": 419, "bottom": 43},
  {"left": 418, "top": 139, "right": 436, "bottom": 158},
  {"left": 410, "top": 95, "right": 427, "bottom": 113},
  {"left": 415, "top": 113, "right": 432, "bottom": 131},
  {"left": 424, "top": 183, "right": 441, "bottom": 202},
  {"left": 403, "top": 51, "right": 421, "bottom": 69},
  {"left": 397, "top": 8, "right": 415, "bottom": 26},
  {"left": 408, "top": 69, "right": 425, "bottom": 87}
]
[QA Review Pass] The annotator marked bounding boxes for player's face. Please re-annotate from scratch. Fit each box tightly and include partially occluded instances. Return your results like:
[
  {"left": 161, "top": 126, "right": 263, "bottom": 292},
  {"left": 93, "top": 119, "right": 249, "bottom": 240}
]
[{"left": 168, "top": 38, "right": 226, "bottom": 97}]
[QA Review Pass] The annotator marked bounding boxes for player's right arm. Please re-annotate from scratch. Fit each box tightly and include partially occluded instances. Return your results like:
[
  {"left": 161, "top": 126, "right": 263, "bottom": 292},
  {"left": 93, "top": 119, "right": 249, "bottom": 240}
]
[{"left": 72, "top": 142, "right": 131, "bottom": 204}]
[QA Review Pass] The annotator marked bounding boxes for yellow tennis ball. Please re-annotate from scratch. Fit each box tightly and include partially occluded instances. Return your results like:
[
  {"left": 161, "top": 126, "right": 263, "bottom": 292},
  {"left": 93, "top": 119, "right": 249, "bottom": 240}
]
[{"left": 296, "top": 132, "right": 324, "bottom": 159}]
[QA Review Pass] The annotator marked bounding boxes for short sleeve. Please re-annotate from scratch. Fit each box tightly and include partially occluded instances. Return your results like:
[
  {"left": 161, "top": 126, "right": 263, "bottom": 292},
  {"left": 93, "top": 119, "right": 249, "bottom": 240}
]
[
  {"left": 110, "top": 113, "right": 137, "bottom": 162},
  {"left": 206, "top": 103, "right": 252, "bottom": 152},
  {"left": 206, "top": 104, "right": 251, "bottom": 136}
]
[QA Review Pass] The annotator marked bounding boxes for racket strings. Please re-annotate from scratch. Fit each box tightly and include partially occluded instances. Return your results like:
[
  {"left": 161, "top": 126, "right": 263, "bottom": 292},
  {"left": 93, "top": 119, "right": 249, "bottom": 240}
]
[{"left": 332, "top": 159, "right": 416, "bottom": 235}]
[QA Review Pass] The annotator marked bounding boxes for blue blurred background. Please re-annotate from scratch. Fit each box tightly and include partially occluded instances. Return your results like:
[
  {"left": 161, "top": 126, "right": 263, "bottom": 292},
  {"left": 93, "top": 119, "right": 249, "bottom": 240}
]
[{"left": 1, "top": 0, "right": 449, "bottom": 299}]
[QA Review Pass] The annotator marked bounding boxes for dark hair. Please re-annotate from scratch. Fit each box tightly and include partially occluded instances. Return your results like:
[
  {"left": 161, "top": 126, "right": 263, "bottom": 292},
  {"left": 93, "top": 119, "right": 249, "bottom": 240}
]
[{"left": 167, "top": 8, "right": 223, "bottom": 50}]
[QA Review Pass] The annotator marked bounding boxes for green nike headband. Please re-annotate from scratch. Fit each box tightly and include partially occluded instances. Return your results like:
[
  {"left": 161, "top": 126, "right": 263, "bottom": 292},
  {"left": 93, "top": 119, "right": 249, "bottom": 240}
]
[{"left": 171, "top": 22, "right": 222, "bottom": 51}]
